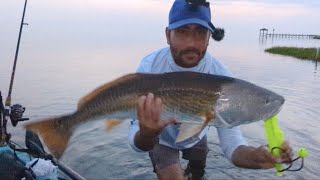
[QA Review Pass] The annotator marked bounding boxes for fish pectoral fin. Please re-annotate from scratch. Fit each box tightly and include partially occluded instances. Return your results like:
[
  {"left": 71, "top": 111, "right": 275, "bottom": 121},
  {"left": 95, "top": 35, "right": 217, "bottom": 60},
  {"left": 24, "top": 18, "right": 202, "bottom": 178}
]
[
  {"left": 175, "top": 111, "right": 215, "bottom": 143},
  {"left": 105, "top": 119, "right": 124, "bottom": 131},
  {"left": 175, "top": 123, "right": 205, "bottom": 143}
]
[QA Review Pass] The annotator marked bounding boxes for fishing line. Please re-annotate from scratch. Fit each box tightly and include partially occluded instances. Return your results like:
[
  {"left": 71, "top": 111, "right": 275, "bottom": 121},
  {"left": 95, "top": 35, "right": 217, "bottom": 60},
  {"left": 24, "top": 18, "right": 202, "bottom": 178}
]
[{"left": 271, "top": 147, "right": 305, "bottom": 172}]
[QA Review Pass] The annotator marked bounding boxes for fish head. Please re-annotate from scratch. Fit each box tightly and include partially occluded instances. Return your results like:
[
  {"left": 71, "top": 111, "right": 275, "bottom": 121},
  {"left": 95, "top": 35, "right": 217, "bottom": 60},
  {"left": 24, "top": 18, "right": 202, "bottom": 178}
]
[{"left": 214, "top": 79, "right": 285, "bottom": 127}]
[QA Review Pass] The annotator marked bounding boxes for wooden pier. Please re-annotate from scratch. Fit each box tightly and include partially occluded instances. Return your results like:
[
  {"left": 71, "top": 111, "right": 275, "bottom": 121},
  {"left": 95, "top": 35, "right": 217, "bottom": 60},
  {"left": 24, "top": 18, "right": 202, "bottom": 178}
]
[
  {"left": 259, "top": 28, "right": 320, "bottom": 39},
  {"left": 265, "top": 33, "right": 320, "bottom": 39}
]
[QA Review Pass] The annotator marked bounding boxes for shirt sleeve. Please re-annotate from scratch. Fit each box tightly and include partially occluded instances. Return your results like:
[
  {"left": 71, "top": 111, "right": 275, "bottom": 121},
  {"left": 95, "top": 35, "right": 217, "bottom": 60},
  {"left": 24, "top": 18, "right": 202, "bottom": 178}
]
[
  {"left": 217, "top": 127, "right": 248, "bottom": 162},
  {"left": 128, "top": 119, "right": 144, "bottom": 152}
]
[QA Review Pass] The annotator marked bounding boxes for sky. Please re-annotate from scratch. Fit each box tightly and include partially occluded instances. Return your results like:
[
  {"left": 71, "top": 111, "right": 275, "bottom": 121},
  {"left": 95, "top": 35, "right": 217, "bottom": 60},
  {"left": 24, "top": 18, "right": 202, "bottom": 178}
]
[{"left": 1, "top": 0, "right": 319, "bottom": 67}]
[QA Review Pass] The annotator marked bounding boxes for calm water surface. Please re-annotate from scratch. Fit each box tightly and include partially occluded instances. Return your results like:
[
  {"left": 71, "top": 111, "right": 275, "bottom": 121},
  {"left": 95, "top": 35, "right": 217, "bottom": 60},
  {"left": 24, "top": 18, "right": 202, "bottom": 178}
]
[{"left": 1, "top": 0, "right": 319, "bottom": 179}]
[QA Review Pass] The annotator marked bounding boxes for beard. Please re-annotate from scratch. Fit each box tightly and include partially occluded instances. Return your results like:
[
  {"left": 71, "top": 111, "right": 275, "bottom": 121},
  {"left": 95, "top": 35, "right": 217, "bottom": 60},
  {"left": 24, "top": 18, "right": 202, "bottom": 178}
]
[{"left": 170, "top": 47, "right": 207, "bottom": 68}]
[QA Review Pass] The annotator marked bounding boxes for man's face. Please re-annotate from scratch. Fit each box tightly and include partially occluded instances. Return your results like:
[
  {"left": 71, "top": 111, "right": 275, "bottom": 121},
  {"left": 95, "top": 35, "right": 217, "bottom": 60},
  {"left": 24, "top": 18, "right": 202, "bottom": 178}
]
[{"left": 166, "top": 24, "right": 210, "bottom": 68}]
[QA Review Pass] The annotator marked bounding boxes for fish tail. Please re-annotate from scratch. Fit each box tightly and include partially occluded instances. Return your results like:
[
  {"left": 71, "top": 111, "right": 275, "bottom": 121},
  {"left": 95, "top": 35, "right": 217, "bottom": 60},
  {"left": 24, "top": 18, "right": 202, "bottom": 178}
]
[{"left": 25, "top": 114, "right": 75, "bottom": 159}]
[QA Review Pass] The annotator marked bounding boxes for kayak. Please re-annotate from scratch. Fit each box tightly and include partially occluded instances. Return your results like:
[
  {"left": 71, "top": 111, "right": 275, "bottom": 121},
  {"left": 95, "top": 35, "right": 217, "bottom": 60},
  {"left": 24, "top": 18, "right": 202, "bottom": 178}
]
[{"left": 0, "top": 130, "right": 85, "bottom": 180}]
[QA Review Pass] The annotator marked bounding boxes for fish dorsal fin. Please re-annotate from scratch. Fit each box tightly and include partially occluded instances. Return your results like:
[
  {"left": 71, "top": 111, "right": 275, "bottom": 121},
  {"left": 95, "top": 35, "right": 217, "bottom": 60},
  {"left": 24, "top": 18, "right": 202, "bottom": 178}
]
[
  {"left": 105, "top": 119, "right": 124, "bottom": 131},
  {"left": 175, "top": 111, "right": 215, "bottom": 143},
  {"left": 77, "top": 73, "right": 140, "bottom": 109}
]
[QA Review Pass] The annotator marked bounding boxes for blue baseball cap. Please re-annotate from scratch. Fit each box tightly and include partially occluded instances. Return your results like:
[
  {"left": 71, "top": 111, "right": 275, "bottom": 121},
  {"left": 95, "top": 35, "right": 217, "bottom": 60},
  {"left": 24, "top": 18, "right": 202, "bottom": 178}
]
[{"left": 168, "top": 0, "right": 215, "bottom": 32}]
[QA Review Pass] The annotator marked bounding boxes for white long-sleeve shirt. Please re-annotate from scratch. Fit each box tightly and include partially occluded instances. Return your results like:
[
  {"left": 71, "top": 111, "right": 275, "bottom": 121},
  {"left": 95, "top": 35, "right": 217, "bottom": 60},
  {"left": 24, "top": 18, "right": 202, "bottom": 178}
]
[{"left": 128, "top": 47, "right": 248, "bottom": 161}]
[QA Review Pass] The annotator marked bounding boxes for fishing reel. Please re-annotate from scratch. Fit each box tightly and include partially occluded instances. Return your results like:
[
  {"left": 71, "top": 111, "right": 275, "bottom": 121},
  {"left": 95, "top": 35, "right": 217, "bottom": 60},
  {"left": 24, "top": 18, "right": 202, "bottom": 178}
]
[
  {"left": 10, "top": 104, "right": 29, "bottom": 127},
  {"left": 0, "top": 91, "right": 29, "bottom": 147},
  {"left": 186, "top": 0, "right": 210, "bottom": 8}
]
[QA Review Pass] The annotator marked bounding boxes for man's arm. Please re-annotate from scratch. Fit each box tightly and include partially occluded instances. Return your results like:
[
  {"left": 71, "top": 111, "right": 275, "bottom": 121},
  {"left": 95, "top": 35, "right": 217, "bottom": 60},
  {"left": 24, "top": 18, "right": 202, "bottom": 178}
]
[
  {"left": 134, "top": 130, "right": 159, "bottom": 151},
  {"left": 217, "top": 126, "right": 293, "bottom": 169},
  {"left": 231, "top": 142, "right": 293, "bottom": 169}
]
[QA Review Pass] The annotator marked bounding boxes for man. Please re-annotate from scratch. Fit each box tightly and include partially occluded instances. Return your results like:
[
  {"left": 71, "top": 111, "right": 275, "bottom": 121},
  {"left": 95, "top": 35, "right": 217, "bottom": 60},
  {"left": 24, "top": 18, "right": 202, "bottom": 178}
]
[{"left": 128, "top": 0, "right": 293, "bottom": 179}]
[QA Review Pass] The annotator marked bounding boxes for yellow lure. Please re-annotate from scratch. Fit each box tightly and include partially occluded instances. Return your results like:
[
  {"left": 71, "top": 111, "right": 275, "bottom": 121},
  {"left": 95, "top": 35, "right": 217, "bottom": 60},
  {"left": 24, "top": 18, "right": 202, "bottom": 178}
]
[{"left": 264, "top": 116, "right": 284, "bottom": 176}]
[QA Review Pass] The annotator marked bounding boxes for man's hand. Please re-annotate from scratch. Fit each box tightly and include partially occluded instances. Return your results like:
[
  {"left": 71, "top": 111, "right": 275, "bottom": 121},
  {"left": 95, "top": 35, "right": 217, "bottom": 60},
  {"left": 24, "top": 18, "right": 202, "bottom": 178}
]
[
  {"left": 232, "top": 141, "right": 293, "bottom": 169},
  {"left": 134, "top": 93, "right": 176, "bottom": 151},
  {"left": 137, "top": 93, "right": 176, "bottom": 138}
]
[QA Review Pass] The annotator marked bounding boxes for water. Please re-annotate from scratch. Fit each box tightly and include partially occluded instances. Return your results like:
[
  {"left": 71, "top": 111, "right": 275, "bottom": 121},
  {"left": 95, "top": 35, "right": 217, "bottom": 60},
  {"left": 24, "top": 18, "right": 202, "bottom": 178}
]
[{"left": 1, "top": 0, "right": 319, "bottom": 179}]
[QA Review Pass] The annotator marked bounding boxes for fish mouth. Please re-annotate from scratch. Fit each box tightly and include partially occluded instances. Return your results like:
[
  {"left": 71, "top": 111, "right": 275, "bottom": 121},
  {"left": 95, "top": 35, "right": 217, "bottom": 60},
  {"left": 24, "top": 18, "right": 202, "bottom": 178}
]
[{"left": 266, "top": 100, "right": 284, "bottom": 120}]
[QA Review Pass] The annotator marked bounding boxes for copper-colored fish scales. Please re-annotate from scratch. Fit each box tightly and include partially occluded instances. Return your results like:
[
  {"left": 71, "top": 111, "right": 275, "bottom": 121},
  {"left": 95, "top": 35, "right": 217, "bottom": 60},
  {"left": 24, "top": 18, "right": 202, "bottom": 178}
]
[
  {"left": 25, "top": 72, "right": 285, "bottom": 158},
  {"left": 78, "top": 72, "right": 221, "bottom": 122}
]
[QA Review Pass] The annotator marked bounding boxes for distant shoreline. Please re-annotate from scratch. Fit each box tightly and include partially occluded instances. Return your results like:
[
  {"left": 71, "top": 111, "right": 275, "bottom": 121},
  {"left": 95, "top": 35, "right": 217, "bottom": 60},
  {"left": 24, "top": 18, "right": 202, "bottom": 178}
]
[{"left": 265, "top": 47, "right": 320, "bottom": 62}]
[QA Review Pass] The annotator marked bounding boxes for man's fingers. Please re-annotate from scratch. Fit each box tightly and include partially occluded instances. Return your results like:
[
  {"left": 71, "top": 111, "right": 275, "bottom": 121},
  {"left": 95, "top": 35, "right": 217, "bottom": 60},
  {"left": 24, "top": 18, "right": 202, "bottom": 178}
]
[
  {"left": 153, "top": 97, "right": 163, "bottom": 117},
  {"left": 155, "top": 97, "right": 163, "bottom": 108},
  {"left": 280, "top": 141, "right": 293, "bottom": 164},
  {"left": 145, "top": 93, "right": 154, "bottom": 107},
  {"left": 144, "top": 93, "right": 155, "bottom": 120},
  {"left": 138, "top": 93, "right": 163, "bottom": 123},
  {"left": 256, "top": 146, "right": 278, "bottom": 169},
  {"left": 137, "top": 95, "right": 147, "bottom": 120},
  {"left": 260, "top": 146, "right": 277, "bottom": 163},
  {"left": 281, "top": 150, "right": 292, "bottom": 164}
]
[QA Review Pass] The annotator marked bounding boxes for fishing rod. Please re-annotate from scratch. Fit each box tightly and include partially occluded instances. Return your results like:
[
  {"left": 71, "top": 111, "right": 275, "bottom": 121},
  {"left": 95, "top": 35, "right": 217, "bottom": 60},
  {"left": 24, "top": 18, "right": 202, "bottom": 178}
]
[
  {"left": 0, "top": 91, "right": 7, "bottom": 146},
  {"left": 5, "top": 0, "right": 28, "bottom": 107},
  {"left": 0, "top": 0, "right": 29, "bottom": 146}
]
